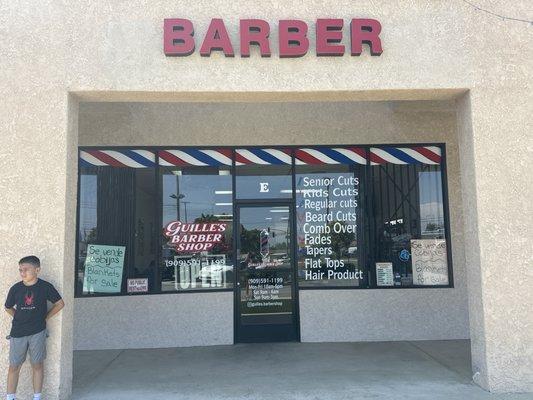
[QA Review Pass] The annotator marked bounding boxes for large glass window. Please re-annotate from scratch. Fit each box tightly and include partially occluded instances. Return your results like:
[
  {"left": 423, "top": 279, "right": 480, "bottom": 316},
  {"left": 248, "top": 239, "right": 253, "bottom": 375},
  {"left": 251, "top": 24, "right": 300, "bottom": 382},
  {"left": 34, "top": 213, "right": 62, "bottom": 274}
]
[
  {"left": 295, "top": 148, "right": 367, "bottom": 287},
  {"left": 370, "top": 146, "right": 450, "bottom": 287},
  {"left": 75, "top": 144, "right": 453, "bottom": 297},
  {"left": 76, "top": 150, "right": 157, "bottom": 296},
  {"left": 159, "top": 149, "right": 234, "bottom": 291}
]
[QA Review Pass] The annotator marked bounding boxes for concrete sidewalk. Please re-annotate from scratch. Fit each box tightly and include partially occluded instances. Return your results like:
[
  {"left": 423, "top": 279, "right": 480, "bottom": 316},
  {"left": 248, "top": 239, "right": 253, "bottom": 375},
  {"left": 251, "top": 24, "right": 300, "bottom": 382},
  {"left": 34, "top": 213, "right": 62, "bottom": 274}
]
[{"left": 72, "top": 340, "right": 533, "bottom": 400}]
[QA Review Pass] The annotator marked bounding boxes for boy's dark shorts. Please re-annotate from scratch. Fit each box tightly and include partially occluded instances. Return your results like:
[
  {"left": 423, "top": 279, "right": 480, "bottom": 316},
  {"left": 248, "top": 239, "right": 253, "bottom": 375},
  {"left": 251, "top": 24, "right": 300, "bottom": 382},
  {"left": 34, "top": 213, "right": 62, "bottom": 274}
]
[{"left": 8, "top": 329, "right": 47, "bottom": 366}]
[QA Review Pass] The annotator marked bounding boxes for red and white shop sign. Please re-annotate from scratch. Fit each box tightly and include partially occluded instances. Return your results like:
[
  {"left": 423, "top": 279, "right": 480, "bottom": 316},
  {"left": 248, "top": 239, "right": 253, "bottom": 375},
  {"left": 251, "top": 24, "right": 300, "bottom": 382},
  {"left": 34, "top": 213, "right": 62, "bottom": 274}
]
[
  {"left": 164, "top": 221, "right": 227, "bottom": 253},
  {"left": 163, "top": 18, "right": 383, "bottom": 57}
]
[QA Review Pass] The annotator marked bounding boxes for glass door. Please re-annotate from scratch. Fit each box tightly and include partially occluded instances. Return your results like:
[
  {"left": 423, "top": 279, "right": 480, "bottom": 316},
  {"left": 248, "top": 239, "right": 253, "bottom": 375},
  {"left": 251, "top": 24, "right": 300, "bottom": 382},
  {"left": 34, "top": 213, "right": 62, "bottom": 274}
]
[{"left": 235, "top": 203, "right": 299, "bottom": 342}]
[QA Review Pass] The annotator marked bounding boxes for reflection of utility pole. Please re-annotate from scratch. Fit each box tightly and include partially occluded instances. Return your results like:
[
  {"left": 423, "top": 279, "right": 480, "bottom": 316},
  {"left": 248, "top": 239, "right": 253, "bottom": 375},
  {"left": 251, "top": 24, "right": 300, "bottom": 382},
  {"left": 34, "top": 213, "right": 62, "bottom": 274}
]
[
  {"left": 170, "top": 193, "right": 185, "bottom": 221},
  {"left": 181, "top": 201, "right": 190, "bottom": 223}
]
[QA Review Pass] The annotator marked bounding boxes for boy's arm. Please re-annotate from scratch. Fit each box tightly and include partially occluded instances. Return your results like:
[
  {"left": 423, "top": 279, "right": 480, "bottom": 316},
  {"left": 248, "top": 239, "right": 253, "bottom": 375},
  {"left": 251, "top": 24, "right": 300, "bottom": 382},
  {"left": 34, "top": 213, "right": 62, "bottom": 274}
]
[
  {"left": 45, "top": 299, "right": 64, "bottom": 321},
  {"left": 5, "top": 286, "right": 16, "bottom": 317}
]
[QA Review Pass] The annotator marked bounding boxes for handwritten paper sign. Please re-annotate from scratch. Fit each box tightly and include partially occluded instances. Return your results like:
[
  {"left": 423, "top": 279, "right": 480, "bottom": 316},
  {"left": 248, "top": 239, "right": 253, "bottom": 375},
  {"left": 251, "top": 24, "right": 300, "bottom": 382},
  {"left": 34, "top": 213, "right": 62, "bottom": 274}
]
[
  {"left": 411, "top": 239, "right": 448, "bottom": 286},
  {"left": 376, "top": 262, "right": 394, "bottom": 286},
  {"left": 83, "top": 244, "right": 125, "bottom": 293}
]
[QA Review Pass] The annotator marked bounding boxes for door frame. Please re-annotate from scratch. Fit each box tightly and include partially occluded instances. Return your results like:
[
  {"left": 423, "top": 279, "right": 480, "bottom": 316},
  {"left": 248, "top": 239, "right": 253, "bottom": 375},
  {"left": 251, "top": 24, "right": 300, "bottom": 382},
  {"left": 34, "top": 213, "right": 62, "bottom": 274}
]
[{"left": 233, "top": 199, "right": 301, "bottom": 343}]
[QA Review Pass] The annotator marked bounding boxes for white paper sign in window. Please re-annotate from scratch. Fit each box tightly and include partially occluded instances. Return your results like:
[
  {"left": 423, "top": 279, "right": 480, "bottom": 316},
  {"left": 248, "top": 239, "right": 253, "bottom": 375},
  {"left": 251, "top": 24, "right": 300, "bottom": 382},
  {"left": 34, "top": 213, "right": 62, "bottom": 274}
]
[{"left": 410, "top": 239, "right": 449, "bottom": 285}]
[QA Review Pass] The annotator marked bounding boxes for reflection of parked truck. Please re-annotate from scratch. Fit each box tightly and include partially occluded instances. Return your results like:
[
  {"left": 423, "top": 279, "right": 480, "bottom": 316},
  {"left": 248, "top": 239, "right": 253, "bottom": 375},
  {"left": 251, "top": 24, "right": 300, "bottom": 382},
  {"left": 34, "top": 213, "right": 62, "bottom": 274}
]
[
  {"left": 199, "top": 262, "right": 233, "bottom": 286},
  {"left": 163, "top": 254, "right": 232, "bottom": 289}
]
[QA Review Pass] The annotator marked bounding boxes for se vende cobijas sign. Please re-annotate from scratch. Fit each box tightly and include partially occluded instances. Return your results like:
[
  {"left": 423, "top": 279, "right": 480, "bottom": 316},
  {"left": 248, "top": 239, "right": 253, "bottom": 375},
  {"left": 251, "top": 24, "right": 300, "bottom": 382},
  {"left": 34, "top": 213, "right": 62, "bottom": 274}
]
[{"left": 164, "top": 18, "right": 383, "bottom": 57}]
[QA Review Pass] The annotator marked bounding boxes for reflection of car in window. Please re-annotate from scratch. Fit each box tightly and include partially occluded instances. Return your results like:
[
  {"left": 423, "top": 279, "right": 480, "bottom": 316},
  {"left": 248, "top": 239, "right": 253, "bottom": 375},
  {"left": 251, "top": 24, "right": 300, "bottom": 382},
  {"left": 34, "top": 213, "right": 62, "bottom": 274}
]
[
  {"left": 199, "top": 264, "right": 233, "bottom": 282},
  {"left": 421, "top": 227, "right": 445, "bottom": 237},
  {"left": 347, "top": 246, "right": 357, "bottom": 254},
  {"left": 391, "top": 233, "right": 411, "bottom": 248}
]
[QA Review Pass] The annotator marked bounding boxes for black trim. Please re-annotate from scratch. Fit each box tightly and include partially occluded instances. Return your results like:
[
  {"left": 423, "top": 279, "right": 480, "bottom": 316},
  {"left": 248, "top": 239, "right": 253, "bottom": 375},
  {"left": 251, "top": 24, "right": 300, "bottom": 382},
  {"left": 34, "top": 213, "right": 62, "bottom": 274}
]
[
  {"left": 232, "top": 149, "right": 238, "bottom": 344},
  {"left": 79, "top": 142, "right": 447, "bottom": 151},
  {"left": 291, "top": 149, "right": 302, "bottom": 342},
  {"left": 154, "top": 151, "right": 162, "bottom": 293},
  {"left": 76, "top": 288, "right": 234, "bottom": 299},
  {"left": 75, "top": 143, "right": 454, "bottom": 299},
  {"left": 441, "top": 143, "right": 455, "bottom": 288},
  {"left": 74, "top": 149, "right": 82, "bottom": 297},
  {"left": 234, "top": 200, "right": 299, "bottom": 343},
  {"left": 365, "top": 147, "right": 375, "bottom": 288},
  {"left": 299, "top": 285, "right": 453, "bottom": 290}
]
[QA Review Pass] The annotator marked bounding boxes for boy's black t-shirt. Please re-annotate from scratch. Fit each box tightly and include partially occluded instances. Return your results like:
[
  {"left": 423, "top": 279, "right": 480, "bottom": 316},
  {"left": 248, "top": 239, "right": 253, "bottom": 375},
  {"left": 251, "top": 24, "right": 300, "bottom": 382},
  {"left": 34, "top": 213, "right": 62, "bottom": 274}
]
[{"left": 4, "top": 278, "right": 62, "bottom": 338}]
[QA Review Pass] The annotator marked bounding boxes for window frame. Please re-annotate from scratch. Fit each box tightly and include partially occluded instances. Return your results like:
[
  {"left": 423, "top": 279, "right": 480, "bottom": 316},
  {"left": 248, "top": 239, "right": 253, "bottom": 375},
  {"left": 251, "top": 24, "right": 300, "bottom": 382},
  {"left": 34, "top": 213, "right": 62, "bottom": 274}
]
[
  {"left": 364, "top": 144, "right": 454, "bottom": 290},
  {"left": 293, "top": 150, "right": 368, "bottom": 289},
  {"left": 159, "top": 158, "right": 235, "bottom": 293},
  {"left": 75, "top": 143, "right": 454, "bottom": 298}
]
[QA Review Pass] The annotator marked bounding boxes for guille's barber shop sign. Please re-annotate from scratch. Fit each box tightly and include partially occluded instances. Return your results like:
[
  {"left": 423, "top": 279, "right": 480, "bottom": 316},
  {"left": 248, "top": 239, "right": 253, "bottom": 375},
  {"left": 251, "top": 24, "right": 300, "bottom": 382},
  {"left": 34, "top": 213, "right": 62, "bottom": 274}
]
[
  {"left": 164, "top": 221, "right": 227, "bottom": 253},
  {"left": 163, "top": 18, "right": 383, "bottom": 57}
]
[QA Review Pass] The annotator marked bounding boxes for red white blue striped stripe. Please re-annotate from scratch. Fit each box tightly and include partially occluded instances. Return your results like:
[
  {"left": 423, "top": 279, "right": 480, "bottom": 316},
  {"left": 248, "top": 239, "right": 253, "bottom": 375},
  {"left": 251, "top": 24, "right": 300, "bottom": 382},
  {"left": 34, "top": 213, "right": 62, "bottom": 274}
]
[
  {"left": 370, "top": 146, "right": 441, "bottom": 165},
  {"left": 79, "top": 146, "right": 442, "bottom": 168},
  {"left": 235, "top": 148, "right": 292, "bottom": 165},
  {"left": 295, "top": 148, "right": 367, "bottom": 165},
  {"left": 159, "top": 149, "right": 232, "bottom": 166},
  {"left": 79, "top": 150, "right": 156, "bottom": 168}
]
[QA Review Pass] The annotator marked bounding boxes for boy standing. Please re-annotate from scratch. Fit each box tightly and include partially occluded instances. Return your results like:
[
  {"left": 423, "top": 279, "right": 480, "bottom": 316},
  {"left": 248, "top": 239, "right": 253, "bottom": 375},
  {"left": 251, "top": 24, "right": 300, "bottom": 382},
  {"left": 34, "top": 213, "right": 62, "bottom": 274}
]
[{"left": 4, "top": 256, "right": 64, "bottom": 400}]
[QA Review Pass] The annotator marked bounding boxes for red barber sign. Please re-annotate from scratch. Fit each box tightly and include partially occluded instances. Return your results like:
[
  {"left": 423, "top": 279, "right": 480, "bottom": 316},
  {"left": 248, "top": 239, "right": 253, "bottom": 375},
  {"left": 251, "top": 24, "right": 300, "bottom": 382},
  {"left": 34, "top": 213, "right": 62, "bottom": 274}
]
[
  {"left": 164, "top": 221, "right": 227, "bottom": 253},
  {"left": 164, "top": 18, "right": 383, "bottom": 57}
]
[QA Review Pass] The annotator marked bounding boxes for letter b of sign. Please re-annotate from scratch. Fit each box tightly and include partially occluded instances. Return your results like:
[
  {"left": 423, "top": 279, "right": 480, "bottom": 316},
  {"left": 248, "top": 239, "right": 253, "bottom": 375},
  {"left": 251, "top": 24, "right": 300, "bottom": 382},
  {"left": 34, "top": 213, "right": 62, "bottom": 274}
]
[{"left": 260, "top": 182, "right": 269, "bottom": 193}]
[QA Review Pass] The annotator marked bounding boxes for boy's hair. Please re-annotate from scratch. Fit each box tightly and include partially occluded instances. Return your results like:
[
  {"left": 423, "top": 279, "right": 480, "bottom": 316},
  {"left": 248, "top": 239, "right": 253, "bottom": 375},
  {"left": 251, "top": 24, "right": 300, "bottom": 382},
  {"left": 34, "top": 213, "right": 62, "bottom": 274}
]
[{"left": 19, "top": 255, "right": 40, "bottom": 268}]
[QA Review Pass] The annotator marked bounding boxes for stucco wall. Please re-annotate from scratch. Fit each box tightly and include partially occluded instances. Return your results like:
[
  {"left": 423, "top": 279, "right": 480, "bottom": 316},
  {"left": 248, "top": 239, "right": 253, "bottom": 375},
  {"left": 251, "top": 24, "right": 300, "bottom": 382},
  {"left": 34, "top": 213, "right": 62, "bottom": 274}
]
[
  {"left": 73, "top": 100, "right": 469, "bottom": 348},
  {"left": 74, "top": 293, "right": 233, "bottom": 350},
  {"left": 1, "top": 1, "right": 531, "bottom": 397},
  {"left": 78, "top": 101, "right": 457, "bottom": 147}
]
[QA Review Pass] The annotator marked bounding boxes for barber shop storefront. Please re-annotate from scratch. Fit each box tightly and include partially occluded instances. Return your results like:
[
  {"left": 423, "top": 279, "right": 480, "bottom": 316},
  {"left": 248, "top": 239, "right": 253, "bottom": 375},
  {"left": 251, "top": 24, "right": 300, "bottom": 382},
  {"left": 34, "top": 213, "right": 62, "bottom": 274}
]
[
  {"left": 76, "top": 145, "right": 451, "bottom": 343},
  {"left": 4, "top": 0, "right": 532, "bottom": 395}
]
